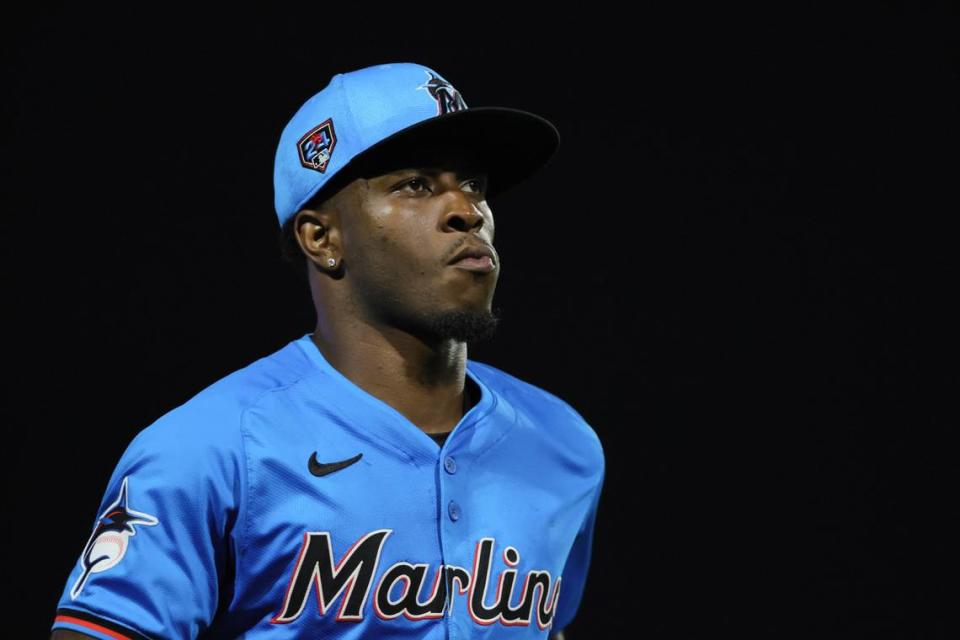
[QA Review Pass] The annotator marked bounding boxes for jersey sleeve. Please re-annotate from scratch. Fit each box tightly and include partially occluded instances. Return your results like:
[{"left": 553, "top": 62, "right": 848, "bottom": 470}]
[
  {"left": 50, "top": 397, "right": 246, "bottom": 640},
  {"left": 552, "top": 456, "right": 605, "bottom": 635}
]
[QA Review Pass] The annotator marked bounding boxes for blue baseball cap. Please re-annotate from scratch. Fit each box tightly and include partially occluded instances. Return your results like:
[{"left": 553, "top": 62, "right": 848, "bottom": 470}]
[{"left": 273, "top": 62, "right": 561, "bottom": 229}]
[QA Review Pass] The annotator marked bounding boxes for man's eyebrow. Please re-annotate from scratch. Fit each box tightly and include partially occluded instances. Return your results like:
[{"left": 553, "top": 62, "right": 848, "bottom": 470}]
[{"left": 403, "top": 166, "right": 488, "bottom": 177}]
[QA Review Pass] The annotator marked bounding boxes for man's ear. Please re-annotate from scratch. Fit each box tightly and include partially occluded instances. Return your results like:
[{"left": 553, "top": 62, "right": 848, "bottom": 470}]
[{"left": 294, "top": 205, "right": 342, "bottom": 269}]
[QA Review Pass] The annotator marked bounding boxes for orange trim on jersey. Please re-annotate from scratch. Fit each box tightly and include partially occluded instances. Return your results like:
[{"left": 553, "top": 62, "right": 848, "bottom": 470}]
[{"left": 54, "top": 615, "right": 131, "bottom": 640}]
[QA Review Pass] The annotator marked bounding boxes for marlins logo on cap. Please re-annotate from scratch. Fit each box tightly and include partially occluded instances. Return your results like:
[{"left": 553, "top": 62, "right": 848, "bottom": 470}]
[{"left": 418, "top": 70, "right": 468, "bottom": 115}]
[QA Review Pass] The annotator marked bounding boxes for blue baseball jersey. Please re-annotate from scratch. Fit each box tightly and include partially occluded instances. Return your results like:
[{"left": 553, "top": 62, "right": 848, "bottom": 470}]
[{"left": 52, "top": 332, "right": 605, "bottom": 639}]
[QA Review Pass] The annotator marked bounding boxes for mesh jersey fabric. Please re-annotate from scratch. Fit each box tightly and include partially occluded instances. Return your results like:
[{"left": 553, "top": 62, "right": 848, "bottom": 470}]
[{"left": 51, "top": 332, "right": 605, "bottom": 640}]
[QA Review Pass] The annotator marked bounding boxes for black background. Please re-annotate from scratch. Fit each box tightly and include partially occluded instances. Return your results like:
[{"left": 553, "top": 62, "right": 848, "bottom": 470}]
[{"left": 3, "top": 5, "right": 955, "bottom": 638}]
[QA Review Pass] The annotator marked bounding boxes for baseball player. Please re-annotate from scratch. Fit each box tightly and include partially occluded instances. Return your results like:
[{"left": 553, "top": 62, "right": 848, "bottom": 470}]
[{"left": 50, "top": 61, "right": 605, "bottom": 640}]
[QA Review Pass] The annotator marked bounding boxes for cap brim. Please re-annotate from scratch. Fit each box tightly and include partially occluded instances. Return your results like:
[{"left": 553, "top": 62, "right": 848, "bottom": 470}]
[{"left": 310, "top": 106, "right": 560, "bottom": 207}]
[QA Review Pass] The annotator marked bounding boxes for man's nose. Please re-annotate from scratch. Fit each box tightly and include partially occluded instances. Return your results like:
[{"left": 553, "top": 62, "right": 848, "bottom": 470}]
[{"left": 442, "top": 188, "right": 485, "bottom": 232}]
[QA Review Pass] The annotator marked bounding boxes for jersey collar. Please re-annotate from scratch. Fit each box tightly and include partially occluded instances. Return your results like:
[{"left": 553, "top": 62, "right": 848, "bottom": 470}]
[{"left": 293, "top": 332, "right": 497, "bottom": 462}]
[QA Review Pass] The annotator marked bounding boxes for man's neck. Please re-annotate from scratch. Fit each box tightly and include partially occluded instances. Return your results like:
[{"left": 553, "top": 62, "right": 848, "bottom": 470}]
[{"left": 310, "top": 325, "right": 469, "bottom": 435}]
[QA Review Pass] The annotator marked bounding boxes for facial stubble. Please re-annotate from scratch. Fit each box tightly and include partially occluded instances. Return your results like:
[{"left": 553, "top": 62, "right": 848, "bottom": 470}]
[{"left": 422, "top": 306, "right": 501, "bottom": 344}]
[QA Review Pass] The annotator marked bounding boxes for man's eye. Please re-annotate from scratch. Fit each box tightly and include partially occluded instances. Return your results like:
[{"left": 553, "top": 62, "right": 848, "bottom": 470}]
[
  {"left": 463, "top": 177, "right": 488, "bottom": 194},
  {"left": 400, "top": 178, "right": 429, "bottom": 193},
  {"left": 397, "top": 177, "right": 486, "bottom": 194}
]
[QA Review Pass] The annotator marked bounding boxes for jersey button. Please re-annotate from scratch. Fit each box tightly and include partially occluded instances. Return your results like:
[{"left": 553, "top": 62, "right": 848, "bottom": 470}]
[
  {"left": 448, "top": 500, "right": 461, "bottom": 522},
  {"left": 444, "top": 455, "right": 457, "bottom": 474}
]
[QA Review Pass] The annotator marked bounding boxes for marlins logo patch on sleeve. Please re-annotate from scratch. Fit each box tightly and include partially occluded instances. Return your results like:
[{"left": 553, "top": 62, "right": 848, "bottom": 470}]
[{"left": 70, "top": 476, "right": 158, "bottom": 599}]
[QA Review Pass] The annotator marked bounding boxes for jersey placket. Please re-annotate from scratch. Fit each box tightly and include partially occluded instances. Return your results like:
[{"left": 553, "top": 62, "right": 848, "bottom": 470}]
[{"left": 294, "top": 334, "right": 507, "bottom": 637}]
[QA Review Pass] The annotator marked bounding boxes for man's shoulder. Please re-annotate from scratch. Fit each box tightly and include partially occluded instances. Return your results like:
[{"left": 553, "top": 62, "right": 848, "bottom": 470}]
[
  {"left": 469, "top": 358, "right": 586, "bottom": 415},
  {"left": 193, "top": 333, "right": 319, "bottom": 406},
  {"left": 126, "top": 335, "right": 318, "bottom": 456},
  {"left": 469, "top": 359, "right": 603, "bottom": 454}
]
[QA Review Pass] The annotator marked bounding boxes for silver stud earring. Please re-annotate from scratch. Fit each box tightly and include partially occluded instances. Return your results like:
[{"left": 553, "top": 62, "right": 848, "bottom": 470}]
[{"left": 327, "top": 258, "right": 336, "bottom": 268}]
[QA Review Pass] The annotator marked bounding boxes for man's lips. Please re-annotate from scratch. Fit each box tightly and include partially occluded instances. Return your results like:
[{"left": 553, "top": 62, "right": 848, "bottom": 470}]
[
  {"left": 450, "top": 255, "right": 496, "bottom": 272},
  {"left": 448, "top": 242, "right": 497, "bottom": 270}
]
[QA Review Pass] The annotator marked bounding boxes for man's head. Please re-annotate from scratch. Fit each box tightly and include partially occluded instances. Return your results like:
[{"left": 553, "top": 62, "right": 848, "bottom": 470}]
[
  {"left": 273, "top": 61, "right": 560, "bottom": 344},
  {"left": 281, "top": 142, "right": 501, "bottom": 344}
]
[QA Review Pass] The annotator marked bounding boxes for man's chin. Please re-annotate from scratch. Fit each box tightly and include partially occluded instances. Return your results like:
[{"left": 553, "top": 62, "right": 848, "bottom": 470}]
[{"left": 424, "top": 307, "right": 501, "bottom": 344}]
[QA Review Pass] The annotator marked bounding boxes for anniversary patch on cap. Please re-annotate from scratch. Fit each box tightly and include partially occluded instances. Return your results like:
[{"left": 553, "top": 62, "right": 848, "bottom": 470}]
[{"left": 297, "top": 118, "right": 337, "bottom": 173}]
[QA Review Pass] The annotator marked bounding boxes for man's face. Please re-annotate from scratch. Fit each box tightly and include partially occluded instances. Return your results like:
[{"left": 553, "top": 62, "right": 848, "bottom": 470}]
[{"left": 335, "top": 148, "right": 501, "bottom": 343}]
